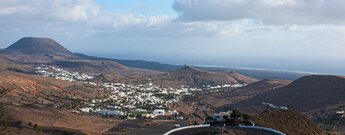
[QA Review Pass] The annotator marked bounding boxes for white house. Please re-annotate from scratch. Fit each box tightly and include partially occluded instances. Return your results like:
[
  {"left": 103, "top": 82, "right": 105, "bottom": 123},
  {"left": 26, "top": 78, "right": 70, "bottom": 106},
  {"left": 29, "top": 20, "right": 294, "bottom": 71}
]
[
  {"left": 153, "top": 109, "right": 165, "bottom": 115},
  {"left": 79, "top": 107, "right": 92, "bottom": 113},
  {"left": 336, "top": 110, "right": 344, "bottom": 114},
  {"left": 213, "top": 111, "right": 232, "bottom": 122}
]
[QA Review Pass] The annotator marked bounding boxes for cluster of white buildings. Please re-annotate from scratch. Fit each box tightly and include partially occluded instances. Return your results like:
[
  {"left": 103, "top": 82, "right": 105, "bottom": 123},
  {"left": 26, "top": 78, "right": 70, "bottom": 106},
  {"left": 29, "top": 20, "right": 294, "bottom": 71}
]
[
  {"left": 35, "top": 65, "right": 248, "bottom": 118},
  {"left": 101, "top": 81, "right": 202, "bottom": 106},
  {"left": 35, "top": 65, "right": 94, "bottom": 83},
  {"left": 203, "top": 83, "right": 247, "bottom": 90},
  {"left": 80, "top": 81, "right": 202, "bottom": 117}
]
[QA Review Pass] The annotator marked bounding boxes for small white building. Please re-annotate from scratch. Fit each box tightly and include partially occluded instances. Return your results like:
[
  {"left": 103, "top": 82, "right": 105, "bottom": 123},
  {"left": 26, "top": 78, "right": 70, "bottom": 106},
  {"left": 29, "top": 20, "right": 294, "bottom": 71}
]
[
  {"left": 336, "top": 110, "right": 344, "bottom": 114},
  {"left": 213, "top": 111, "right": 232, "bottom": 122},
  {"left": 95, "top": 109, "right": 124, "bottom": 116},
  {"left": 153, "top": 109, "right": 165, "bottom": 115},
  {"left": 79, "top": 107, "right": 92, "bottom": 113}
]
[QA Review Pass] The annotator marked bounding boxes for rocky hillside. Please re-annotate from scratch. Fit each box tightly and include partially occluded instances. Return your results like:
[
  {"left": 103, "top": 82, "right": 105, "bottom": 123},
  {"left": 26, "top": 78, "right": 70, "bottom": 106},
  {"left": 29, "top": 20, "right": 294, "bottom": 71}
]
[
  {"left": 0, "top": 72, "right": 103, "bottom": 106},
  {"left": 252, "top": 109, "right": 327, "bottom": 135},
  {"left": 230, "top": 75, "right": 345, "bottom": 113},
  {"left": 207, "top": 79, "right": 291, "bottom": 112},
  {"left": 151, "top": 66, "right": 257, "bottom": 88},
  {"left": 75, "top": 53, "right": 183, "bottom": 72}
]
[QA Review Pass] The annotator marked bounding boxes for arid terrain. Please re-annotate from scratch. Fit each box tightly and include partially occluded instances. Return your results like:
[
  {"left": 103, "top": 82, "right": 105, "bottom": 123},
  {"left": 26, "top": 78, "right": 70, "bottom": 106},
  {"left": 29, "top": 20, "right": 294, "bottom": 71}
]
[{"left": 0, "top": 37, "right": 342, "bottom": 135}]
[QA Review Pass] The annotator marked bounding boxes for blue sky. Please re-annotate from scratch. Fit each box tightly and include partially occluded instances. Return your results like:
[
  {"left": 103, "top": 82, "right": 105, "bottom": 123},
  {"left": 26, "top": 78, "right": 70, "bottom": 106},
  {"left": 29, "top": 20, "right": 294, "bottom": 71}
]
[
  {"left": 1, "top": 0, "right": 345, "bottom": 74},
  {"left": 96, "top": 0, "right": 175, "bottom": 15}
]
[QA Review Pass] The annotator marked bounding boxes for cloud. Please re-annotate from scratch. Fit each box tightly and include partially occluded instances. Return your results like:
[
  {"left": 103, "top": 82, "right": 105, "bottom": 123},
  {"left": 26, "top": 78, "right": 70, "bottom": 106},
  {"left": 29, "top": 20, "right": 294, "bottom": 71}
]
[
  {"left": 173, "top": 0, "right": 345, "bottom": 25},
  {"left": 0, "top": 0, "right": 178, "bottom": 38},
  {"left": 0, "top": 0, "right": 174, "bottom": 28},
  {"left": 0, "top": 0, "right": 252, "bottom": 38},
  {"left": 1, "top": 0, "right": 344, "bottom": 39},
  {"left": 0, "top": 0, "right": 99, "bottom": 22}
]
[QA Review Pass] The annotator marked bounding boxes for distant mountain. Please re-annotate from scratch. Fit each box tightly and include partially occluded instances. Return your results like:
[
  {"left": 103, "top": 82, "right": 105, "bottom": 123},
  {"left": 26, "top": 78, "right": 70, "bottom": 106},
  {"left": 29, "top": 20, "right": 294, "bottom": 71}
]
[
  {"left": 150, "top": 65, "right": 257, "bottom": 88},
  {"left": 228, "top": 75, "right": 345, "bottom": 113},
  {"left": 0, "top": 37, "right": 305, "bottom": 81},
  {"left": 1, "top": 37, "right": 73, "bottom": 56},
  {"left": 0, "top": 37, "right": 160, "bottom": 76},
  {"left": 76, "top": 53, "right": 308, "bottom": 80},
  {"left": 75, "top": 53, "right": 182, "bottom": 72},
  {"left": 202, "top": 67, "right": 308, "bottom": 80}
]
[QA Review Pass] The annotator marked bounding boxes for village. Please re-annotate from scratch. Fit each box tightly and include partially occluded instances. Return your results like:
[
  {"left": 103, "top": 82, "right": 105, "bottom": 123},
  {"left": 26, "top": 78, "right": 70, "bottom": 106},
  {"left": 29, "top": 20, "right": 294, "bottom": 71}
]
[{"left": 35, "top": 65, "right": 248, "bottom": 120}]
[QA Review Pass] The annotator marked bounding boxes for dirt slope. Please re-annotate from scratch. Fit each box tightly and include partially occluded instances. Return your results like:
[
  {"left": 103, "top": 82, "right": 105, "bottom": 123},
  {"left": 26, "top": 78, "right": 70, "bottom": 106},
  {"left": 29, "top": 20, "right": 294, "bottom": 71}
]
[
  {"left": 151, "top": 66, "right": 257, "bottom": 88},
  {"left": 252, "top": 109, "right": 326, "bottom": 135},
  {"left": 231, "top": 75, "right": 345, "bottom": 113}
]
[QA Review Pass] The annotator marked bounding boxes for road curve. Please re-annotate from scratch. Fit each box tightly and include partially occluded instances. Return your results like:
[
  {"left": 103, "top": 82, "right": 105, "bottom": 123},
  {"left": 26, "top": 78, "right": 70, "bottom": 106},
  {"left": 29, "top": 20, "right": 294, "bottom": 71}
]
[{"left": 164, "top": 124, "right": 285, "bottom": 135}]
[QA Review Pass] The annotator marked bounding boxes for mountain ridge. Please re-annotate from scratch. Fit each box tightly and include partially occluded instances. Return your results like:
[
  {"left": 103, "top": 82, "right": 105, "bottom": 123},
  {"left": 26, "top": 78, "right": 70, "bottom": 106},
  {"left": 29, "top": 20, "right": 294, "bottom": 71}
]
[
  {"left": 74, "top": 53, "right": 182, "bottom": 72},
  {"left": 0, "top": 37, "right": 258, "bottom": 88},
  {"left": 0, "top": 37, "right": 162, "bottom": 76},
  {"left": 225, "top": 75, "right": 345, "bottom": 114},
  {"left": 150, "top": 65, "right": 257, "bottom": 88}
]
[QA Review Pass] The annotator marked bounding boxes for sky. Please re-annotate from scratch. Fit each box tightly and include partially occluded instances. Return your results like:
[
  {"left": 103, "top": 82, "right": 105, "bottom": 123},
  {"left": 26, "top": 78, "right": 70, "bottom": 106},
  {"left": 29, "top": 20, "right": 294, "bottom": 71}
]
[{"left": 0, "top": 0, "right": 345, "bottom": 74}]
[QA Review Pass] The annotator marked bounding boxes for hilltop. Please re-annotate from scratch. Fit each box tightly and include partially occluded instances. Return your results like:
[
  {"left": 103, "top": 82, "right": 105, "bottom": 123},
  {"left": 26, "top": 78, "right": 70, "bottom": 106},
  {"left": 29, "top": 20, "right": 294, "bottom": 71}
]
[{"left": 1, "top": 37, "right": 73, "bottom": 56}]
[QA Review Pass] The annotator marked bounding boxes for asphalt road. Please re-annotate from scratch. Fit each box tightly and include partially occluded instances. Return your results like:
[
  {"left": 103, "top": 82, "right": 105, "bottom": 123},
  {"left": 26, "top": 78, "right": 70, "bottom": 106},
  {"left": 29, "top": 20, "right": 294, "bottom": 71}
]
[{"left": 168, "top": 126, "right": 284, "bottom": 135}]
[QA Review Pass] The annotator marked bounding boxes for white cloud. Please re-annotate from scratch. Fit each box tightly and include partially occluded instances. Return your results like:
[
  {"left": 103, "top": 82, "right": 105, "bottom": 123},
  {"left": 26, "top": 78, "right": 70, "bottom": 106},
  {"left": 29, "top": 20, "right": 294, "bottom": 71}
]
[
  {"left": 89, "top": 13, "right": 175, "bottom": 29},
  {"left": 173, "top": 0, "right": 345, "bottom": 25},
  {"left": 0, "top": 0, "right": 99, "bottom": 22},
  {"left": 0, "top": 0, "right": 174, "bottom": 28},
  {"left": 181, "top": 19, "right": 266, "bottom": 36},
  {"left": 49, "top": 0, "right": 99, "bottom": 22},
  {"left": 0, "top": 0, "right": 344, "bottom": 39}
]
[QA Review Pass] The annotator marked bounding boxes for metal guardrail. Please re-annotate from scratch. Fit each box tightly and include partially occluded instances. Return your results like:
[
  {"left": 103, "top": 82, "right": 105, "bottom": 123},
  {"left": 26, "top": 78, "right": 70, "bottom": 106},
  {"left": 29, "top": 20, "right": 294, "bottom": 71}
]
[
  {"left": 164, "top": 124, "right": 285, "bottom": 135},
  {"left": 163, "top": 124, "right": 211, "bottom": 135},
  {"left": 238, "top": 125, "right": 286, "bottom": 135}
]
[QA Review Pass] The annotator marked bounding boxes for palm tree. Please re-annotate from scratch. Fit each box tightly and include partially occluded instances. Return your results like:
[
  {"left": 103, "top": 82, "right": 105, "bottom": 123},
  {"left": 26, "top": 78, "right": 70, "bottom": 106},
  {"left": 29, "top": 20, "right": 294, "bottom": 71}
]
[{"left": 231, "top": 110, "right": 243, "bottom": 124}]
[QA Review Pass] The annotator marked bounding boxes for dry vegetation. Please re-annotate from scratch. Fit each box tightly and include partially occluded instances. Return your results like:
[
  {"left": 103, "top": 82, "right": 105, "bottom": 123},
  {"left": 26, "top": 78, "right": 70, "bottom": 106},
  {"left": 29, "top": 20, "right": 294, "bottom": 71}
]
[
  {"left": 150, "top": 66, "right": 257, "bottom": 88},
  {"left": 252, "top": 109, "right": 327, "bottom": 135},
  {"left": 2, "top": 105, "right": 119, "bottom": 135}
]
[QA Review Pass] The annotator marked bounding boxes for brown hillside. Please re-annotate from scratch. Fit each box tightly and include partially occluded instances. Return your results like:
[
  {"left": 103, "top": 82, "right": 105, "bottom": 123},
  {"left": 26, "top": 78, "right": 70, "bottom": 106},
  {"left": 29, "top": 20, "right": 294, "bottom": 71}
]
[
  {"left": 231, "top": 75, "right": 345, "bottom": 113},
  {"left": 252, "top": 109, "right": 326, "bottom": 135},
  {"left": 151, "top": 66, "right": 257, "bottom": 88},
  {"left": 206, "top": 79, "right": 291, "bottom": 112},
  {"left": 0, "top": 72, "right": 102, "bottom": 106},
  {"left": 1, "top": 105, "right": 119, "bottom": 135},
  {"left": 51, "top": 60, "right": 161, "bottom": 76},
  {"left": 170, "top": 79, "right": 290, "bottom": 124}
]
